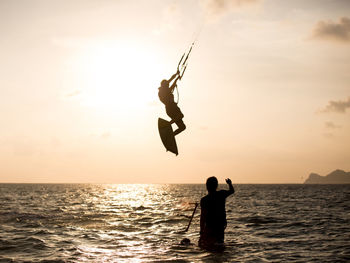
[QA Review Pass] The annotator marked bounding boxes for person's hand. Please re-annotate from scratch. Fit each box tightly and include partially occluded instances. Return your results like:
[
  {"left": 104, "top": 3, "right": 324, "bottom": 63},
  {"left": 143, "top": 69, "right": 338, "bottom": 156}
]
[{"left": 225, "top": 178, "right": 232, "bottom": 185}]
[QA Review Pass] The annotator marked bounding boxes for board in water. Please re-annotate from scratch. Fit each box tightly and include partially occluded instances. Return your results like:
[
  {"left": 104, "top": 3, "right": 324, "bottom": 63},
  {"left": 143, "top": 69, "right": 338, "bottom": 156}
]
[{"left": 158, "top": 118, "right": 178, "bottom": 155}]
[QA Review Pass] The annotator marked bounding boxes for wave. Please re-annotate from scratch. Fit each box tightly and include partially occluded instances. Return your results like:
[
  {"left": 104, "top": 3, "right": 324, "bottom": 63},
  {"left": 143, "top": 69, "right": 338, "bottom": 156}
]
[
  {"left": 236, "top": 215, "right": 281, "bottom": 225},
  {"left": 0, "top": 184, "right": 349, "bottom": 262}
]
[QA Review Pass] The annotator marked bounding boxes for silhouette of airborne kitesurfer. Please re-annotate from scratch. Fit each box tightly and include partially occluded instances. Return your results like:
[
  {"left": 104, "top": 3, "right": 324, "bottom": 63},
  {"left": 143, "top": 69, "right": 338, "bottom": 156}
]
[
  {"left": 158, "top": 70, "right": 186, "bottom": 136},
  {"left": 199, "top": 177, "right": 234, "bottom": 250}
]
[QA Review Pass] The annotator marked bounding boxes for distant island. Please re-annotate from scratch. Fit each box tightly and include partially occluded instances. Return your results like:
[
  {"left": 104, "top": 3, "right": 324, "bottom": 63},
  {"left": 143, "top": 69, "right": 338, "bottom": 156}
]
[{"left": 304, "top": 169, "right": 350, "bottom": 184}]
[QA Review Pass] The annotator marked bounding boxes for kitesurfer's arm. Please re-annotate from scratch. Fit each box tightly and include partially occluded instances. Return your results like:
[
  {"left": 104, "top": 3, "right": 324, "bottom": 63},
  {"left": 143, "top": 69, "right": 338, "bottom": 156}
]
[
  {"left": 167, "top": 70, "right": 179, "bottom": 83},
  {"left": 169, "top": 75, "right": 181, "bottom": 93},
  {"left": 225, "top": 178, "right": 234, "bottom": 196}
]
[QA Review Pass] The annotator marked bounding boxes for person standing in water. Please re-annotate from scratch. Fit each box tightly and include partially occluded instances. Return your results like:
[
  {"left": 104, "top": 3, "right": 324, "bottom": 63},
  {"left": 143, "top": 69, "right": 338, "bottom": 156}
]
[
  {"left": 158, "top": 70, "right": 186, "bottom": 136},
  {"left": 199, "top": 177, "right": 234, "bottom": 249}
]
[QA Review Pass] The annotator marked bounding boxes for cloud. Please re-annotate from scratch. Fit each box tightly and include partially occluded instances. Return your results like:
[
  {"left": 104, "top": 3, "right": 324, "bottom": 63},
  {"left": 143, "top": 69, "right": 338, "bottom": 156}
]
[
  {"left": 319, "top": 97, "right": 350, "bottom": 113},
  {"left": 64, "top": 90, "right": 82, "bottom": 98},
  {"left": 89, "top": 132, "right": 111, "bottom": 139},
  {"left": 324, "top": 121, "right": 342, "bottom": 129},
  {"left": 323, "top": 132, "right": 334, "bottom": 139},
  {"left": 312, "top": 17, "right": 350, "bottom": 43},
  {"left": 101, "top": 132, "right": 111, "bottom": 139},
  {"left": 201, "top": 0, "right": 260, "bottom": 18},
  {"left": 153, "top": 2, "right": 182, "bottom": 35}
]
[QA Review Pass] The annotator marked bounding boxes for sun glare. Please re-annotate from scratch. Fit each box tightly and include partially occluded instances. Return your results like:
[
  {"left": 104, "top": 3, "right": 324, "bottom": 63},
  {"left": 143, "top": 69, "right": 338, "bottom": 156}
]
[{"left": 76, "top": 42, "right": 161, "bottom": 115}]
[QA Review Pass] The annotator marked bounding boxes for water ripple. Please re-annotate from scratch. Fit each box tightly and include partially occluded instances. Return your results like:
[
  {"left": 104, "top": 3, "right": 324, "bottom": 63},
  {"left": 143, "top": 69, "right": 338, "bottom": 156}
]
[{"left": 0, "top": 184, "right": 349, "bottom": 262}]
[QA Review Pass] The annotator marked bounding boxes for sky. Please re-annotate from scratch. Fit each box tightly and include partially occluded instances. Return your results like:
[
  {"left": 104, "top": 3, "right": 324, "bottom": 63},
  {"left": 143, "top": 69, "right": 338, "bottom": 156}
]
[{"left": 0, "top": 0, "right": 349, "bottom": 183}]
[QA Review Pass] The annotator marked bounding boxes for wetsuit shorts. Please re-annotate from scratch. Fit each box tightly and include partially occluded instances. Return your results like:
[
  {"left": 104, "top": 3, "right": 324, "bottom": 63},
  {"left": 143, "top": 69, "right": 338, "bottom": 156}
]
[{"left": 165, "top": 102, "right": 184, "bottom": 121}]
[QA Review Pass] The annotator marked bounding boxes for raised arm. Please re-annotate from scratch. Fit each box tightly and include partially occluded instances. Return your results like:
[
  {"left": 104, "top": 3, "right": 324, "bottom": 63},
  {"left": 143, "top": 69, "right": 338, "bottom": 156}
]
[
  {"left": 169, "top": 75, "right": 181, "bottom": 92},
  {"left": 167, "top": 70, "right": 179, "bottom": 83},
  {"left": 225, "top": 178, "right": 235, "bottom": 196},
  {"left": 168, "top": 70, "right": 180, "bottom": 93}
]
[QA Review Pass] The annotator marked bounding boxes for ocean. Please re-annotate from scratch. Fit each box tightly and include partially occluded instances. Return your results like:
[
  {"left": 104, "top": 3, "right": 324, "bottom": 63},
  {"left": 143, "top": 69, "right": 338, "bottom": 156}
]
[{"left": 0, "top": 184, "right": 349, "bottom": 262}]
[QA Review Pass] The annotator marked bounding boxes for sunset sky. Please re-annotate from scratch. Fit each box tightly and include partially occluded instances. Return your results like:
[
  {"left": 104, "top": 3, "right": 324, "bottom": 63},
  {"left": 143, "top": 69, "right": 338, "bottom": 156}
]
[{"left": 1, "top": 0, "right": 349, "bottom": 183}]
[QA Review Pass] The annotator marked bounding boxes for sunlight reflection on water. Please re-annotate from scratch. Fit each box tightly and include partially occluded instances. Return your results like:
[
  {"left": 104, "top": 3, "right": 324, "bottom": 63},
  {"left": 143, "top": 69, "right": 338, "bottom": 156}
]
[{"left": 0, "top": 184, "right": 349, "bottom": 262}]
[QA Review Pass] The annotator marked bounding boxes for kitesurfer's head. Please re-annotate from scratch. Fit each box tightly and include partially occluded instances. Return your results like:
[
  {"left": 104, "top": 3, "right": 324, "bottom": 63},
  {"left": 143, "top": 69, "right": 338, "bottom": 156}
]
[
  {"left": 206, "top": 176, "right": 218, "bottom": 193},
  {"left": 161, "top": 79, "right": 169, "bottom": 88}
]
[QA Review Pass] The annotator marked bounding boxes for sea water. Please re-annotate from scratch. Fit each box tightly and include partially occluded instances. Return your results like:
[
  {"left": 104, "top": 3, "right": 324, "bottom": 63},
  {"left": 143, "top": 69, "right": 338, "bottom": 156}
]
[{"left": 0, "top": 184, "right": 349, "bottom": 262}]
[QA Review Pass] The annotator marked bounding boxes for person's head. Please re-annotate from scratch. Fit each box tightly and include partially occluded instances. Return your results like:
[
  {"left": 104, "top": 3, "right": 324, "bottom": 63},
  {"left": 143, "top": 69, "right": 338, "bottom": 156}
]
[
  {"left": 160, "top": 79, "right": 169, "bottom": 89},
  {"left": 206, "top": 176, "right": 218, "bottom": 193},
  {"left": 180, "top": 238, "right": 191, "bottom": 246}
]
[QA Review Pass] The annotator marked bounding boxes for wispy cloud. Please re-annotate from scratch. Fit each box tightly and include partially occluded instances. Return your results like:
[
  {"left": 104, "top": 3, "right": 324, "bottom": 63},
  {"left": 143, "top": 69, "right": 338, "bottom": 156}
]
[
  {"left": 324, "top": 121, "right": 342, "bottom": 129},
  {"left": 319, "top": 97, "right": 350, "bottom": 113},
  {"left": 153, "top": 2, "right": 181, "bottom": 35},
  {"left": 89, "top": 132, "right": 112, "bottom": 139},
  {"left": 312, "top": 17, "right": 350, "bottom": 43},
  {"left": 101, "top": 132, "right": 111, "bottom": 139},
  {"left": 200, "top": 0, "right": 261, "bottom": 18},
  {"left": 64, "top": 90, "right": 82, "bottom": 98},
  {"left": 323, "top": 132, "right": 334, "bottom": 139}
]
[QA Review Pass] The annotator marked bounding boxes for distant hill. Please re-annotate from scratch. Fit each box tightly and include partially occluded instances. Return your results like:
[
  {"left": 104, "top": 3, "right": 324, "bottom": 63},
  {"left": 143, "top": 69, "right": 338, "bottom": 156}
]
[{"left": 304, "top": 169, "right": 350, "bottom": 184}]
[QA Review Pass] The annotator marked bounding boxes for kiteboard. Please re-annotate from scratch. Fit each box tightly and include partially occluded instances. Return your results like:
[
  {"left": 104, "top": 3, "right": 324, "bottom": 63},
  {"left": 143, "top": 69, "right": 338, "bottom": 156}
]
[{"left": 158, "top": 118, "right": 178, "bottom": 155}]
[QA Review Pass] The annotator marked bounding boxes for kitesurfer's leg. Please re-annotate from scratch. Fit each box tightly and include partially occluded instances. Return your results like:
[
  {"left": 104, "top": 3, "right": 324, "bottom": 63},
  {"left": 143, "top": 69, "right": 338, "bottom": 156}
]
[
  {"left": 173, "top": 119, "right": 186, "bottom": 136},
  {"left": 166, "top": 103, "right": 185, "bottom": 135}
]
